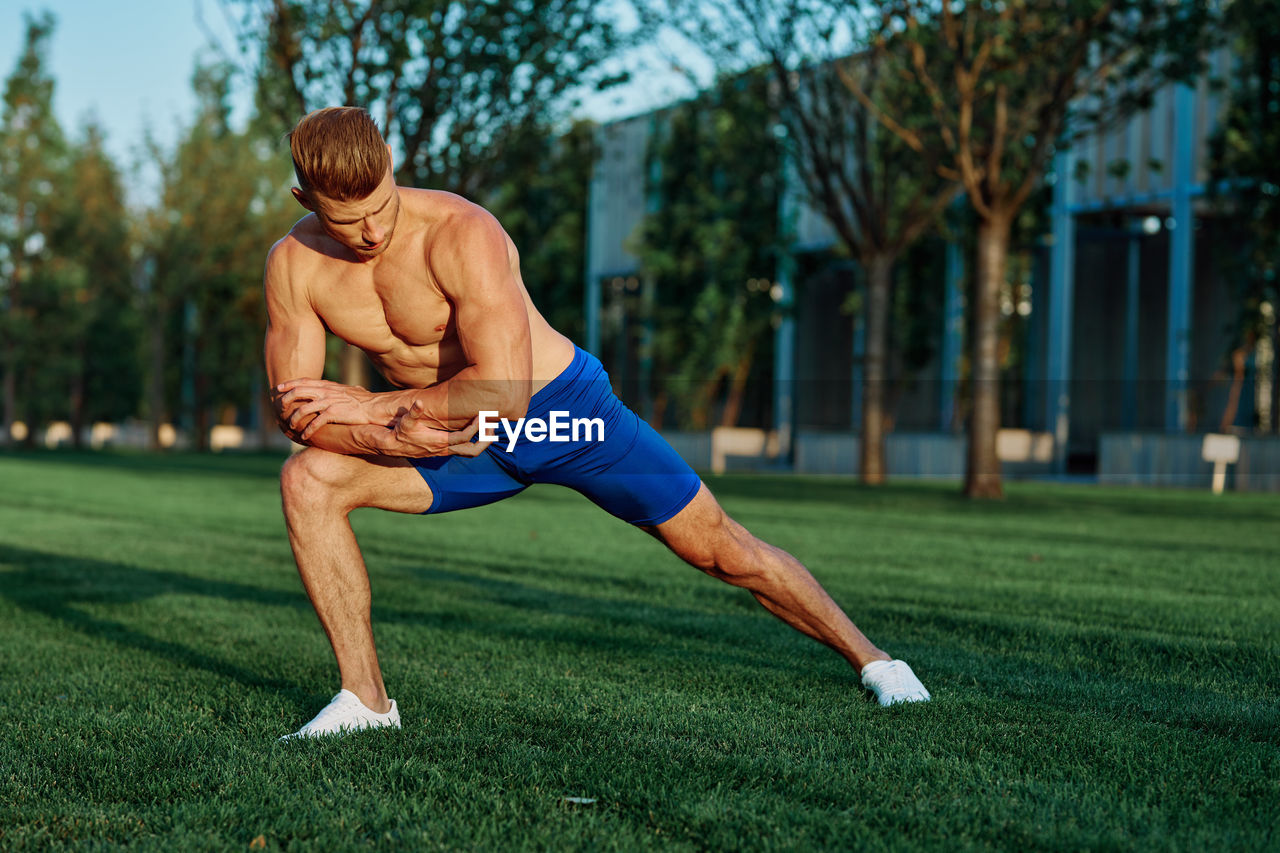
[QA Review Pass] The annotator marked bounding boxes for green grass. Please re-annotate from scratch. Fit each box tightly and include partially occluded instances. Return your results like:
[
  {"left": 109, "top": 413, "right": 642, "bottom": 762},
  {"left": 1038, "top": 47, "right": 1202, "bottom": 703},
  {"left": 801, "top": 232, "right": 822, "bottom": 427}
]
[{"left": 0, "top": 450, "right": 1276, "bottom": 851}]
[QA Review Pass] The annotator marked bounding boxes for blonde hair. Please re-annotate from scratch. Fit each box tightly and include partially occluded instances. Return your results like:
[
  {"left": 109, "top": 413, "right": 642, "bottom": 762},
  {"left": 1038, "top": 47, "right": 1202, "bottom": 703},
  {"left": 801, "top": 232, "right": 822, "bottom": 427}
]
[{"left": 288, "top": 107, "right": 389, "bottom": 201}]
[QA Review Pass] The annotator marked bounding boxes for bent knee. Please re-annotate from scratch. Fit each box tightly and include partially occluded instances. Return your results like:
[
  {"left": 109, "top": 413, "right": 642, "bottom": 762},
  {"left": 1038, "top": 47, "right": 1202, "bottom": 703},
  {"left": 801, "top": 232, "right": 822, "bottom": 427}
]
[{"left": 280, "top": 447, "right": 351, "bottom": 508}]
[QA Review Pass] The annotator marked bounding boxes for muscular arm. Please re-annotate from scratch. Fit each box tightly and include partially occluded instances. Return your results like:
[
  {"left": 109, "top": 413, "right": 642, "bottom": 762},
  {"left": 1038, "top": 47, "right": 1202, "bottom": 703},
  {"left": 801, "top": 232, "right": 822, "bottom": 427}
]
[
  {"left": 263, "top": 242, "right": 479, "bottom": 457},
  {"left": 404, "top": 211, "right": 533, "bottom": 427},
  {"left": 278, "top": 211, "right": 533, "bottom": 437},
  {"left": 263, "top": 243, "right": 388, "bottom": 455}
]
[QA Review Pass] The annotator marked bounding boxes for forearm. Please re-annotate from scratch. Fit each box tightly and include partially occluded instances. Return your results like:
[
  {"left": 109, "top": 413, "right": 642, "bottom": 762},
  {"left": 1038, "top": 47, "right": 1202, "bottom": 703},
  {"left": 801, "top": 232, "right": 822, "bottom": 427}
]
[
  {"left": 276, "top": 416, "right": 393, "bottom": 456},
  {"left": 402, "top": 366, "right": 530, "bottom": 430}
]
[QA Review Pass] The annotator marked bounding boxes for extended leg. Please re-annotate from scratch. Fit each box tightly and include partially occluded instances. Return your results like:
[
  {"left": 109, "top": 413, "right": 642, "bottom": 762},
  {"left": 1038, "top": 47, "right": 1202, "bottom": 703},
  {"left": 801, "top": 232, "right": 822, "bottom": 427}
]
[
  {"left": 651, "top": 484, "right": 929, "bottom": 704},
  {"left": 279, "top": 447, "right": 433, "bottom": 714}
]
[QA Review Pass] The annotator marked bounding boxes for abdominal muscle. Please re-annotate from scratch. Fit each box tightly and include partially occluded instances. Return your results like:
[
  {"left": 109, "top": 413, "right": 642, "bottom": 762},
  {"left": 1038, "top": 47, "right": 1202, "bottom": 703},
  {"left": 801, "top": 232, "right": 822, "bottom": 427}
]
[{"left": 357, "top": 313, "right": 575, "bottom": 396}]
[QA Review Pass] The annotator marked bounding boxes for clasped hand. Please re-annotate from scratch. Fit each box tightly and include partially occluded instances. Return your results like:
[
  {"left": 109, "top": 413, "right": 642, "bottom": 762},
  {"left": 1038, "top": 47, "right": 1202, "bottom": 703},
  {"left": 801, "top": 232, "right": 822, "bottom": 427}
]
[
  {"left": 275, "top": 378, "right": 491, "bottom": 457},
  {"left": 276, "top": 378, "right": 382, "bottom": 440}
]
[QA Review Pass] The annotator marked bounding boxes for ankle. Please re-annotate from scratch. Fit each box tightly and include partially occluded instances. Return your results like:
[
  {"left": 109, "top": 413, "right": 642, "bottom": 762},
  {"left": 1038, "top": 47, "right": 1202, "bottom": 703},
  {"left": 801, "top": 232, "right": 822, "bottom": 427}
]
[{"left": 342, "top": 683, "right": 391, "bottom": 714}]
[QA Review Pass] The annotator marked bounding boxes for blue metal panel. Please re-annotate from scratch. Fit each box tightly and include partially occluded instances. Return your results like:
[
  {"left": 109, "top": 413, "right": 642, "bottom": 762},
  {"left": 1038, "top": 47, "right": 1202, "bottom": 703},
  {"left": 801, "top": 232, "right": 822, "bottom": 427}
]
[
  {"left": 939, "top": 219, "right": 964, "bottom": 431},
  {"left": 774, "top": 140, "right": 799, "bottom": 458},
  {"left": 1123, "top": 223, "right": 1141, "bottom": 429},
  {"left": 584, "top": 138, "right": 602, "bottom": 356},
  {"left": 1022, "top": 244, "right": 1047, "bottom": 431},
  {"left": 851, "top": 276, "right": 864, "bottom": 431},
  {"left": 1045, "top": 148, "right": 1078, "bottom": 470},
  {"left": 1166, "top": 83, "right": 1196, "bottom": 432}
]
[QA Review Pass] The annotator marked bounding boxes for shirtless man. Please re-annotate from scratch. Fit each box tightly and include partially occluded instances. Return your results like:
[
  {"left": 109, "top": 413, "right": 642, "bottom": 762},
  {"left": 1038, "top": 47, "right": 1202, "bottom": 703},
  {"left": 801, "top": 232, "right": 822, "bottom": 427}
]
[{"left": 266, "top": 107, "right": 929, "bottom": 739}]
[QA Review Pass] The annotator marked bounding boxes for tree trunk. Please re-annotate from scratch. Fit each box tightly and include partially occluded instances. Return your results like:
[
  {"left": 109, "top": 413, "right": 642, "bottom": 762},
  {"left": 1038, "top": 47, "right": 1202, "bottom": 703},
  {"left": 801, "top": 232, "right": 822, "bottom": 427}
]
[
  {"left": 1219, "top": 341, "right": 1251, "bottom": 433},
  {"left": 1271, "top": 317, "right": 1279, "bottom": 434},
  {"left": 193, "top": 342, "right": 209, "bottom": 452},
  {"left": 965, "top": 213, "right": 1011, "bottom": 499},
  {"left": 1, "top": 341, "right": 14, "bottom": 447},
  {"left": 860, "top": 255, "right": 893, "bottom": 485},
  {"left": 719, "top": 343, "right": 757, "bottom": 428},
  {"left": 69, "top": 347, "right": 86, "bottom": 450},
  {"left": 3, "top": 267, "right": 20, "bottom": 446},
  {"left": 148, "top": 296, "right": 167, "bottom": 451}
]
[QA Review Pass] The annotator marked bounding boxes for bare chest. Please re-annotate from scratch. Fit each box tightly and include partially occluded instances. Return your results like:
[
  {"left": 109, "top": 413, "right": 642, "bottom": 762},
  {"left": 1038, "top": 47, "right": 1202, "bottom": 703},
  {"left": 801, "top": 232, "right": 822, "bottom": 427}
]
[{"left": 310, "top": 264, "right": 460, "bottom": 383}]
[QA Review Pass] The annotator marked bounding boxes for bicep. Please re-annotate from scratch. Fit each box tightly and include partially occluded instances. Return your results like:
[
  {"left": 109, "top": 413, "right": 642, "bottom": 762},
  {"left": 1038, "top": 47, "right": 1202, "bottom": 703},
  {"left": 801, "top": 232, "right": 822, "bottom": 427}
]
[
  {"left": 441, "top": 217, "right": 532, "bottom": 383},
  {"left": 263, "top": 253, "right": 326, "bottom": 396}
]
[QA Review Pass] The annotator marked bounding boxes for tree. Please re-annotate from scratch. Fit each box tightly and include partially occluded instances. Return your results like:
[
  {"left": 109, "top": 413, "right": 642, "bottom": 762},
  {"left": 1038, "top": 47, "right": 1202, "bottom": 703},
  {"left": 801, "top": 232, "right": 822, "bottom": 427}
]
[
  {"left": 60, "top": 121, "right": 142, "bottom": 443},
  {"left": 220, "top": 0, "right": 627, "bottom": 388},
  {"left": 144, "top": 62, "right": 298, "bottom": 449},
  {"left": 488, "top": 119, "right": 595, "bottom": 344},
  {"left": 1207, "top": 0, "right": 1280, "bottom": 433},
  {"left": 223, "top": 0, "right": 626, "bottom": 196},
  {"left": 652, "top": 0, "right": 959, "bottom": 482},
  {"left": 631, "top": 70, "right": 780, "bottom": 430},
  {"left": 0, "top": 12, "right": 71, "bottom": 446},
  {"left": 852, "top": 0, "right": 1215, "bottom": 496}
]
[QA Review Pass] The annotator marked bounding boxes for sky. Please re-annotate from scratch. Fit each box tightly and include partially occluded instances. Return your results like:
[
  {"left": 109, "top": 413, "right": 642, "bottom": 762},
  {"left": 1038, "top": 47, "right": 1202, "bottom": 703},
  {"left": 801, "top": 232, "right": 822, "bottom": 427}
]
[{"left": 1, "top": 1, "right": 709, "bottom": 205}]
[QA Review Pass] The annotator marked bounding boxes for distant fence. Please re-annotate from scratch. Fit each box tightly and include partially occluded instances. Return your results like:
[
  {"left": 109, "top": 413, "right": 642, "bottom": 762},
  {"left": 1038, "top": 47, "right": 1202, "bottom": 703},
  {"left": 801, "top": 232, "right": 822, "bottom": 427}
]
[
  {"left": 9, "top": 420, "right": 296, "bottom": 453},
  {"left": 1099, "top": 433, "right": 1280, "bottom": 492},
  {"left": 662, "top": 428, "right": 1056, "bottom": 479},
  {"left": 14, "top": 420, "right": 1280, "bottom": 492},
  {"left": 792, "top": 430, "right": 1056, "bottom": 479}
]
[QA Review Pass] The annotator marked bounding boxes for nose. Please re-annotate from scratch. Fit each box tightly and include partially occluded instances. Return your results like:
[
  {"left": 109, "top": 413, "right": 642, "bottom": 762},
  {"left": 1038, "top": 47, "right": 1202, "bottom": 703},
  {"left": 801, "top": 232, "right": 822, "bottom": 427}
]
[{"left": 362, "top": 216, "right": 384, "bottom": 244}]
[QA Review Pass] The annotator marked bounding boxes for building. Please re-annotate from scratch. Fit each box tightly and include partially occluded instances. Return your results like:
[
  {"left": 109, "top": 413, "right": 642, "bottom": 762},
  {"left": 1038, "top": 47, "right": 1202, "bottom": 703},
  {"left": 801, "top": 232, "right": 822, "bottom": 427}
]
[{"left": 582, "top": 54, "right": 1280, "bottom": 490}]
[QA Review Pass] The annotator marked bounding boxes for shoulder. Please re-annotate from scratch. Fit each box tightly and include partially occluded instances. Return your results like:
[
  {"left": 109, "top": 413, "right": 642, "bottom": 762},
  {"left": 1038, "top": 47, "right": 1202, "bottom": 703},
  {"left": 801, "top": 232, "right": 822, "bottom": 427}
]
[
  {"left": 264, "top": 218, "right": 323, "bottom": 309},
  {"left": 266, "top": 216, "right": 318, "bottom": 270},
  {"left": 415, "top": 191, "right": 511, "bottom": 269}
]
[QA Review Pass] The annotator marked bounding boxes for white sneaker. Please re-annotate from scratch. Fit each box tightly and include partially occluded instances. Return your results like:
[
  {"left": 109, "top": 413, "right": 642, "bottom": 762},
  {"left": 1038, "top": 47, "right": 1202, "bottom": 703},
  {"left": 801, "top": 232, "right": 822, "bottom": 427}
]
[
  {"left": 279, "top": 689, "right": 401, "bottom": 741},
  {"left": 861, "top": 659, "right": 931, "bottom": 706}
]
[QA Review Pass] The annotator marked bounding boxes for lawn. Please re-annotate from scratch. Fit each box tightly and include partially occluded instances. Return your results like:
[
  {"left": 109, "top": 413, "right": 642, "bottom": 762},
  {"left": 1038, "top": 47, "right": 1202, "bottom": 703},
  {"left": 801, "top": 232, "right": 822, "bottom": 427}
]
[{"left": 0, "top": 450, "right": 1276, "bottom": 851}]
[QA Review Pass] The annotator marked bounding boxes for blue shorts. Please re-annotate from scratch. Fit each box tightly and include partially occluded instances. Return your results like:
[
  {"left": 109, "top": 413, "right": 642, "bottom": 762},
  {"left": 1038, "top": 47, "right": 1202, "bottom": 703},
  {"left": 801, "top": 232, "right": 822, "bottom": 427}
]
[{"left": 410, "top": 346, "right": 702, "bottom": 526}]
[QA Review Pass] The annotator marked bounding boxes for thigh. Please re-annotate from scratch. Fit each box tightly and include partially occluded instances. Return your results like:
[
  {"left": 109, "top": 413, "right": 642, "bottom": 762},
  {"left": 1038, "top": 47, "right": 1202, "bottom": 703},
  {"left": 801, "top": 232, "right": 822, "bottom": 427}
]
[
  {"left": 543, "top": 409, "right": 702, "bottom": 527},
  {"left": 646, "top": 483, "right": 743, "bottom": 569},
  {"left": 409, "top": 448, "right": 528, "bottom": 515},
  {"left": 285, "top": 447, "right": 435, "bottom": 514}
]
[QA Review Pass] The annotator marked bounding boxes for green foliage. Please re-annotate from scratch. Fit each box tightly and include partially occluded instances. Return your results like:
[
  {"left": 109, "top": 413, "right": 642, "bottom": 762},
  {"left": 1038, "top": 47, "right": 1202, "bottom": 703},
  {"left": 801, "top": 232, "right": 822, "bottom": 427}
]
[
  {"left": 875, "top": 0, "right": 1216, "bottom": 219},
  {"left": 228, "top": 0, "right": 626, "bottom": 199},
  {"left": 1, "top": 452, "right": 1278, "bottom": 848},
  {"left": 0, "top": 12, "right": 68, "bottom": 438},
  {"left": 0, "top": 13, "right": 141, "bottom": 442},
  {"left": 1207, "top": 0, "right": 1280, "bottom": 349},
  {"left": 144, "top": 63, "right": 298, "bottom": 442},
  {"left": 61, "top": 122, "right": 143, "bottom": 427},
  {"left": 488, "top": 120, "right": 595, "bottom": 342},
  {"left": 633, "top": 71, "right": 780, "bottom": 428}
]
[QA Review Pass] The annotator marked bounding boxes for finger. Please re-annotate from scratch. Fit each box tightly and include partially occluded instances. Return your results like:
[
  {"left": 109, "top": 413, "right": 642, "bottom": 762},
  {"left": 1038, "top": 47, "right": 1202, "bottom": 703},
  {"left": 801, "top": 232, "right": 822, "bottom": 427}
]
[
  {"left": 301, "top": 411, "right": 332, "bottom": 440},
  {"left": 452, "top": 418, "right": 479, "bottom": 442},
  {"left": 286, "top": 398, "right": 326, "bottom": 427},
  {"left": 450, "top": 442, "right": 484, "bottom": 457},
  {"left": 293, "top": 399, "right": 331, "bottom": 421},
  {"left": 277, "top": 379, "right": 321, "bottom": 393},
  {"left": 279, "top": 388, "right": 321, "bottom": 407},
  {"left": 289, "top": 411, "right": 317, "bottom": 433}
]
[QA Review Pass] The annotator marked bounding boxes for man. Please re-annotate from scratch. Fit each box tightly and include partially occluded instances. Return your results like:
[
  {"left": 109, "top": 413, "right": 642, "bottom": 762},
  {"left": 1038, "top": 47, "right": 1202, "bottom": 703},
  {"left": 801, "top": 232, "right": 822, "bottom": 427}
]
[{"left": 266, "top": 107, "right": 929, "bottom": 740}]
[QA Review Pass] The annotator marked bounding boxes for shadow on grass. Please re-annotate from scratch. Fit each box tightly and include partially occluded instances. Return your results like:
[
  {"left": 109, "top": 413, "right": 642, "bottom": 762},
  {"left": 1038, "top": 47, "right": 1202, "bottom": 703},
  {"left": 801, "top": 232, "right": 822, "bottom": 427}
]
[
  {"left": 0, "top": 543, "right": 310, "bottom": 699},
  {"left": 0, "top": 541, "right": 859, "bottom": 705},
  {"left": 12, "top": 539, "right": 1270, "bottom": 745}
]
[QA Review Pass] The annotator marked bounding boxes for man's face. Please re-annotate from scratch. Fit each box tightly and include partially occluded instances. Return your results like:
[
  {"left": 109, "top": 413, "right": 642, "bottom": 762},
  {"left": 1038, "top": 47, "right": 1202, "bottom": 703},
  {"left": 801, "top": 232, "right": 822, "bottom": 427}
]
[{"left": 302, "top": 165, "right": 401, "bottom": 261}]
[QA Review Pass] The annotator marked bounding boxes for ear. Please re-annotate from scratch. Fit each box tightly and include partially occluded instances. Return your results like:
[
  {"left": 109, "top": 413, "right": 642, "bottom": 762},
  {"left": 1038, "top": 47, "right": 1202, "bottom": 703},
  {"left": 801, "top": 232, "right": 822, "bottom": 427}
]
[
  {"left": 386, "top": 143, "right": 394, "bottom": 170},
  {"left": 291, "top": 187, "right": 315, "bottom": 211}
]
